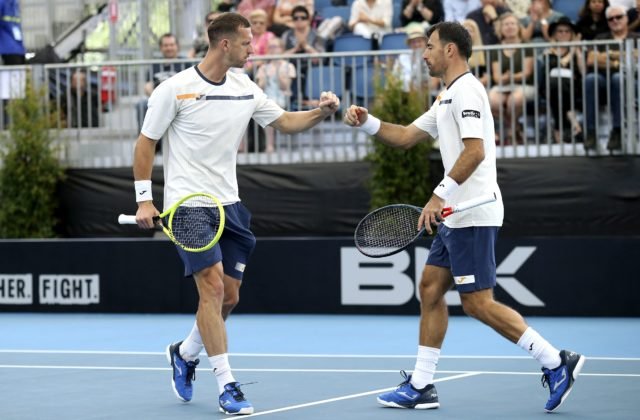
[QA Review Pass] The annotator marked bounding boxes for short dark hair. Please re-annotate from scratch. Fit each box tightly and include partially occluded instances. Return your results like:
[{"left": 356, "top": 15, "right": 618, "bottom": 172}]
[
  {"left": 291, "top": 5, "right": 309, "bottom": 19},
  {"left": 426, "top": 21, "right": 472, "bottom": 60},
  {"left": 207, "top": 12, "right": 251, "bottom": 47},
  {"left": 158, "top": 33, "right": 178, "bottom": 48}
]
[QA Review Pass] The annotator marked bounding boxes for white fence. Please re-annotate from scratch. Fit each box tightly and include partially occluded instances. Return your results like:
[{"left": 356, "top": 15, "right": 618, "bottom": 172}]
[{"left": 0, "top": 39, "right": 638, "bottom": 168}]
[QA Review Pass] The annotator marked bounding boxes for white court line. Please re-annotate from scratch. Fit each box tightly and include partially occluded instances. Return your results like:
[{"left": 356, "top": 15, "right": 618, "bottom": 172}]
[
  {"left": 0, "top": 350, "right": 638, "bottom": 362},
  {"left": 241, "top": 372, "right": 482, "bottom": 418},
  {"left": 0, "top": 365, "right": 638, "bottom": 378}
]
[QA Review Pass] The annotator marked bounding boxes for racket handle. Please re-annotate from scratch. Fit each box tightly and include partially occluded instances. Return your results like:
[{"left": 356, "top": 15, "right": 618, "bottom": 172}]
[
  {"left": 118, "top": 214, "right": 137, "bottom": 225},
  {"left": 441, "top": 192, "right": 497, "bottom": 218}
]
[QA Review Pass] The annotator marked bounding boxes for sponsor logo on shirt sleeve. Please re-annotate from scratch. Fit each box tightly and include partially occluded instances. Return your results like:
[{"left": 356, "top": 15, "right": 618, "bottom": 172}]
[{"left": 462, "top": 110, "right": 481, "bottom": 118}]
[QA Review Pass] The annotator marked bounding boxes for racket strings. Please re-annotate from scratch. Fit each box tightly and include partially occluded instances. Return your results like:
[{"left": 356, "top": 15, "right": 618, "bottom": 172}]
[
  {"left": 355, "top": 206, "right": 422, "bottom": 256},
  {"left": 170, "top": 196, "right": 222, "bottom": 249}
]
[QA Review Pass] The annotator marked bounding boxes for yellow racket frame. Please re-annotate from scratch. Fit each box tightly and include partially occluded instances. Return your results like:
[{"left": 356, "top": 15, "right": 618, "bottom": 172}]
[{"left": 161, "top": 192, "right": 226, "bottom": 252}]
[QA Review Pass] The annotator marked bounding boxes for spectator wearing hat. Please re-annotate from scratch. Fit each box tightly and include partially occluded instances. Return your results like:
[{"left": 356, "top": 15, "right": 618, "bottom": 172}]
[
  {"left": 541, "top": 17, "right": 585, "bottom": 143},
  {"left": 392, "top": 26, "right": 430, "bottom": 92}
]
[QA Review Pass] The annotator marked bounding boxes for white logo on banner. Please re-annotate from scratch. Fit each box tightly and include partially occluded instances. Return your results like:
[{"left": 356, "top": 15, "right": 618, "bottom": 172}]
[
  {"left": 341, "top": 246, "right": 544, "bottom": 307},
  {"left": 0, "top": 274, "right": 33, "bottom": 304},
  {"left": 39, "top": 274, "right": 100, "bottom": 305}
]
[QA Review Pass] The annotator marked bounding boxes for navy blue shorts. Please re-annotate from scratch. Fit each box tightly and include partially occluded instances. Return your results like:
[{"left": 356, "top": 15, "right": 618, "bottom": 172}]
[
  {"left": 175, "top": 202, "right": 256, "bottom": 280},
  {"left": 426, "top": 224, "right": 499, "bottom": 293}
]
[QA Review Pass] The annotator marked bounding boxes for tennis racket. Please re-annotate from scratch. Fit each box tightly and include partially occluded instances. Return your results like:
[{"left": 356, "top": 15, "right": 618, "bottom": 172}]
[
  {"left": 354, "top": 192, "right": 497, "bottom": 258},
  {"left": 118, "top": 192, "right": 225, "bottom": 252}
]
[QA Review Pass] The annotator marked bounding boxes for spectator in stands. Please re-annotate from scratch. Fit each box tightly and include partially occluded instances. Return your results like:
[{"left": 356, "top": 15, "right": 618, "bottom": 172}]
[
  {"left": 348, "top": 0, "right": 393, "bottom": 40},
  {"left": 237, "top": 0, "right": 276, "bottom": 26},
  {"left": 282, "top": 5, "right": 325, "bottom": 106},
  {"left": 60, "top": 70, "right": 100, "bottom": 128},
  {"left": 0, "top": 0, "right": 25, "bottom": 65},
  {"left": 270, "top": 0, "right": 314, "bottom": 36},
  {"left": 188, "top": 11, "right": 222, "bottom": 58},
  {"left": 627, "top": 0, "right": 640, "bottom": 30},
  {"left": 136, "top": 34, "right": 187, "bottom": 131},
  {"left": 392, "top": 25, "right": 430, "bottom": 92},
  {"left": 444, "top": 0, "right": 481, "bottom": 22},
  {"left": 576, "top": 0, "right": 611, "bottom": 40},
  {"left": 488, "top": 12, "right": 535, "bottom": 144},
  {"left": 463, "top": 18, "right": 489, "bottom": 86},
  {"left": 246, "top": 9, "right": 276, "bottom": 73},
  {"left": 282, "top": 5, "right": 325, "bottom": 59},
  {"left": 400, "top": 0, "right": 445, "bottom": 28},
  {"left": 542, "top": 17, "right": 585, "bottom": 143},
  {"left": 466, "top": 0, "right": 511, "bottom": 45},
  {"left": 521, "top": 0, "right": 565, "bottom": 42},
  {"left": 504, "top": 0, "right": 531, "bottom": 18},
  {"left": 255, "top": 37, "right": 297, "bottom": 151},
  {"left": 584, "top": 4, "right": 640, "bottom": 150}
]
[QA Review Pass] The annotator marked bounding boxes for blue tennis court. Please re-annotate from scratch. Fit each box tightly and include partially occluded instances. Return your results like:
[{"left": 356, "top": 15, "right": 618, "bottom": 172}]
[{"left": 1, "top": 314, "right": 638, "bottom": 419}]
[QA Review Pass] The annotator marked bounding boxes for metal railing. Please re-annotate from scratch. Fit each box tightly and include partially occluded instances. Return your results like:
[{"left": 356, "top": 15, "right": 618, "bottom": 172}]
[{"left": 0, "top": 39, "right": 638, "bottom": 168}]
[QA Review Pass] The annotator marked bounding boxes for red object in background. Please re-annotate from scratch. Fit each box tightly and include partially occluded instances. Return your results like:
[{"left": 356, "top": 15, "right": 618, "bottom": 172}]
[
  {"left": 109, "top": 0, "right": 118, "bottom": 24},
  {"left": 100, "top": 66, "right": 117, "bottom": 107}
]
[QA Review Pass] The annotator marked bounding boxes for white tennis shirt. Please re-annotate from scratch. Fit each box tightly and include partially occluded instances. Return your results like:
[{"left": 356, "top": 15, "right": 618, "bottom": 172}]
[
  {"left": 142, "top": 66, "right": 284, "bottom": 210},
  {"left": 413, "top": 72, "right": 504, "bottom": 228}
]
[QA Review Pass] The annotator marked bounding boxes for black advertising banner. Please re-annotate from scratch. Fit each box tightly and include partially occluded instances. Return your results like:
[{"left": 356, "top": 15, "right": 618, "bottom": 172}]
[
  {"left": 57, "top": 157, "right": 640, "bottom": 238},
  {"left": 0, "top": 237, "right": 638, "bottom": 316}
]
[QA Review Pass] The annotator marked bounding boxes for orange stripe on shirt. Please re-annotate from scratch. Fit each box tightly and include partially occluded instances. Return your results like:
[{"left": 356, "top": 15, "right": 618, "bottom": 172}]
[{"left": 176, "top": 93, "right": 199, "bottom": 100}]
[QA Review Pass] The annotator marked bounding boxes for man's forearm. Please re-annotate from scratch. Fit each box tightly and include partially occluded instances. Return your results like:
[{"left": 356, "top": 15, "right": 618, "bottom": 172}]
[
  {"left": 133, "top": 135, "right": 156, "bottom": 180},
  {"left": 272, "top": 108, "right": 327, "bottom": 134}
]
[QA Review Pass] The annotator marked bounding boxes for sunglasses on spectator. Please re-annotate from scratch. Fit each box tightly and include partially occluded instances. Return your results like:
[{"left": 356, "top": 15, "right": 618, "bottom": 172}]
[
  {"left": 292, "top": 15, "right": 308, "bottom": 21},
  {"left": 607, "top": 14, "right": 625, "bottom": 22}
]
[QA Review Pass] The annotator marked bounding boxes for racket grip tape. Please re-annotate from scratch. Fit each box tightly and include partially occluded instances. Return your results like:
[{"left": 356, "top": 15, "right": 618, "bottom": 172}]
[{"left": 118, "top": 214, "right": 137, "bottom": 224}]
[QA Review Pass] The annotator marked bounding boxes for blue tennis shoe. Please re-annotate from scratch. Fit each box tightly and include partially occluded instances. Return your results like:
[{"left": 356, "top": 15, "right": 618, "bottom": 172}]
[
  {"left": 166, "top": 341, "right": 199, "bottom": 402},
  {"left": 219, "top": 382, "right": 254, "bottom": 415},
  {"left": 541, "top": 350, "right": 585, "bottom": 412},
  {"left": 377, "top": 370, "right": 440, "bottom": 409}
]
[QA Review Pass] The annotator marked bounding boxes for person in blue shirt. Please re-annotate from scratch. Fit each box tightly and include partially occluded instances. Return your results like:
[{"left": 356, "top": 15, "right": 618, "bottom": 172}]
[{"left": 0, "top": 0, "right": 26, "bottom": 65}]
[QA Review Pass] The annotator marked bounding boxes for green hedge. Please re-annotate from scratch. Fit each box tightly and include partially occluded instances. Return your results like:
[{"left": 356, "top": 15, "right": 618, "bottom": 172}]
[
  {"left": 0, "top": 78, "right": 64, "bottom": 238},
  {"left": 366, "top": 70, "right": 432, "bottom": 209}
]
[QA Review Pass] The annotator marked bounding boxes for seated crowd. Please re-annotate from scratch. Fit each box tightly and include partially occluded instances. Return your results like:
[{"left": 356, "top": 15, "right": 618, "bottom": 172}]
[{"left": 152, "top": 0, "right": 640, "bottom": 152}]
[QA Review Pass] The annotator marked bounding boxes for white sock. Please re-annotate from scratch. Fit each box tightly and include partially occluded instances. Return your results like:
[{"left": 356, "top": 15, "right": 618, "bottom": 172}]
[
  {"left": 179, "top": 321, "right": 204, "bottom": 362},
  {"left": 209, "top": 353, "right": 236, "bottom": 395},
  {"left": 517, "top": 327, "right": 561, "bottom": 369},
  {"left": 410, "top": 346, "right": 440, "bottom": 389}
]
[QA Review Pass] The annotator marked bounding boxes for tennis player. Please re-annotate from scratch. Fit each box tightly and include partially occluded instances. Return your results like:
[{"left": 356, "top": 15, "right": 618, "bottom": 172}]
[
  {"left": 132, "top": 13, "right": 340, "bottom": 415},
  {"left": 343, "top": 21, "right": 584, "bottom": 413}
]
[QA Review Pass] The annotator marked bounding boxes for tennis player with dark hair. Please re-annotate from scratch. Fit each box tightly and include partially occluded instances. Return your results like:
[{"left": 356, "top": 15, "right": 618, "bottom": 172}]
[
  {"left": 133, "top": 12, "right": 340, "bottom": 415},
  {"left": 343, "top": 21, "right": 584, "bottom": 413}
]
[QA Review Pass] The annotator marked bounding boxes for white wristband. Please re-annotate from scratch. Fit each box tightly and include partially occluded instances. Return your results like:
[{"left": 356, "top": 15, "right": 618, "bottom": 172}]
[
  {"left": 360, "top": 115, "right": 381, "bottom": 135},
  {"left": 135, "top": 180, "right": 153, "bottom": 202},
  {"left": 433, "top": 176, "right": 459, "bottom": 201}
]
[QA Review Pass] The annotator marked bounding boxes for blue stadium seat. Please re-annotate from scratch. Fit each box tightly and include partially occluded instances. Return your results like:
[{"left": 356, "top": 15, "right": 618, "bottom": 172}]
[
  {"left": 306, "top": 65, "right": 345, "bottom": 101},
  {"left": 319, "top": 5, "right": 351, "bottom": 24},
  {"left": 333, "top": 34, "right": 373, "bottom": 67},
  {"left": 380, "top": 32, "right": 408, "bottom": 50},
  {"left": 553, "top": 0, "right": 579, "bottom": 22},
  {"left": 352, "top": 65, "right": 384, "bottom": 107},
  {"left": 315, "top": 0, "right": 334, "bottom": 12}
]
